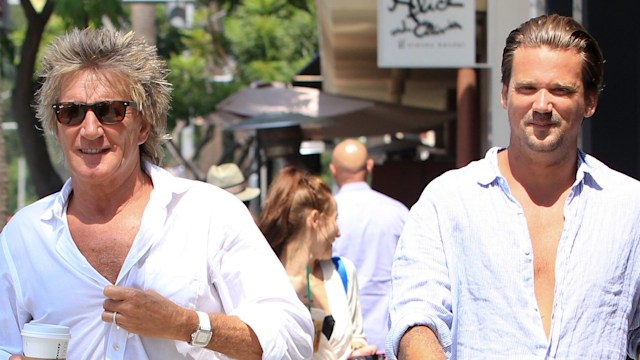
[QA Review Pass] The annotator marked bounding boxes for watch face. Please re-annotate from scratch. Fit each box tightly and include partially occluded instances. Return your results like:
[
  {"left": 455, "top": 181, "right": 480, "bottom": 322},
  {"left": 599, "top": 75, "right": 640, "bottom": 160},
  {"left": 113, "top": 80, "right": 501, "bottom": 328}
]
[
  {"left": 192, "top": 329, "right": 213, "bottom": 346},
  {"left": 195, "top": 332, "right": 210, "bottom": 342}
]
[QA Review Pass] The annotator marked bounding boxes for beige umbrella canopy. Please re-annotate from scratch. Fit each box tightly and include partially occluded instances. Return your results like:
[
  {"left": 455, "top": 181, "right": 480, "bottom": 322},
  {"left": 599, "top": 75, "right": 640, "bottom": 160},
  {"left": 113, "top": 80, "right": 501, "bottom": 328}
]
[{"left": 216, "top": 85, "right": 454, "bottom": 140}]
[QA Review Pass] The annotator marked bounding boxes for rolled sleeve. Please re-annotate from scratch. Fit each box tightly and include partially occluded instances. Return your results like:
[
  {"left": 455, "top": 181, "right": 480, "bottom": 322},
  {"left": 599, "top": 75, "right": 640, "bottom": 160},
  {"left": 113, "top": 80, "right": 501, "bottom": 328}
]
[
  {"left": 386, "top": 313, "right": 451, "bottom": 360},
  {"left": 386, "top": 188, "right": 453, "bottom": 359},
  {"left": 214, "top": 213, "right": 313, "bottom": 359},
  {"left": 233, "top": 300, "right": 313, "bottom": 359}
]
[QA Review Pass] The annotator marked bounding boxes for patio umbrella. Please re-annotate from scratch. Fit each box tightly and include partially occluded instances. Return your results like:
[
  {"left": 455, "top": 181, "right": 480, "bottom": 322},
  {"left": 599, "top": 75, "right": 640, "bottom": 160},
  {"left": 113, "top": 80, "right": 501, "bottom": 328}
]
[{"left": 217, "top": 86, "right": 454, "bottom": 140}]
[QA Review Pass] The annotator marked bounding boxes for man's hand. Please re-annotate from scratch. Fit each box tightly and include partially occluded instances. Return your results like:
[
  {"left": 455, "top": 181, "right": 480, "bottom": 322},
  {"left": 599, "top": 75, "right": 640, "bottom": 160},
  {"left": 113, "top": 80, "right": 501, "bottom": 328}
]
[
  {"left": 101, "top": 285, "right": 264, "bottom": 359},
  {"left": 350, "top": 344, "right": 378, "bottom": 357},
  {"left": 101, "top": 285, "right": 196, "bottom": 342}
]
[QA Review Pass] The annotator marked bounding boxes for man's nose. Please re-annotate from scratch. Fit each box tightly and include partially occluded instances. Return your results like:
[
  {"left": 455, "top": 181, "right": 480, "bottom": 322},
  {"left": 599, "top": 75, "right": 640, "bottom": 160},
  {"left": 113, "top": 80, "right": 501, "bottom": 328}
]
[
  {"left": 532, "top": 89, "right": 553, "bottom": 113},
  {"left": 79, "top": 110, "right": 104, "bottom": 140}
]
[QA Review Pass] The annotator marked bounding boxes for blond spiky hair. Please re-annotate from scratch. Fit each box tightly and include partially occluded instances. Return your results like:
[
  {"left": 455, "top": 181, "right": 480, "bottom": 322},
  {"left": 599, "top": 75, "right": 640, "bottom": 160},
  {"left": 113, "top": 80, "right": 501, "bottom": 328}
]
[{"left": 35, "top": 27, "right": 173, "bottom": 165}]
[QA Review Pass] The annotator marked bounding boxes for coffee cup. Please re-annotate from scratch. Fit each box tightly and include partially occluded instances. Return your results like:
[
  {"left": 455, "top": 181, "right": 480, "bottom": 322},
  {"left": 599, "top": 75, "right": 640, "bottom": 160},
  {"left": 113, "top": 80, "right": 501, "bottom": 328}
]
[
  {"left": 21, "top": 323, "right": 70, "bottom": 359},
  {"left": 309, "top": 307, "right": 325, "bottom": 352}
]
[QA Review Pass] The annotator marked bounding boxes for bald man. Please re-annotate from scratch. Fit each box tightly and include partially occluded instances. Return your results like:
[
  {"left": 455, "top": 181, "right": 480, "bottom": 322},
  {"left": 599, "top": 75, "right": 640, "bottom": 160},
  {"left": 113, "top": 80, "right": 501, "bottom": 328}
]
[{"left": 330, "top": 139, "right": 409, "bottom": 352}]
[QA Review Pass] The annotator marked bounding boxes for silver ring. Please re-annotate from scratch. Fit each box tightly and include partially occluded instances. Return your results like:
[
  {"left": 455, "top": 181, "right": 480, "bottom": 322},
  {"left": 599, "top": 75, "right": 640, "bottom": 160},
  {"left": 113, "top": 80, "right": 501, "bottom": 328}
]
[{"left": 112, "top": 311, "right": 118, "bottom": 326}]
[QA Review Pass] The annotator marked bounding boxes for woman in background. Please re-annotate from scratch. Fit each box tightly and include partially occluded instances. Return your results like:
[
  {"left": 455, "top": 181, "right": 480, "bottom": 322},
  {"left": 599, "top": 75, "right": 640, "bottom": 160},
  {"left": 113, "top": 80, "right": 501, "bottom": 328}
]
[{"left": 258, "top": 166, "right": 378, "bottom": 360}]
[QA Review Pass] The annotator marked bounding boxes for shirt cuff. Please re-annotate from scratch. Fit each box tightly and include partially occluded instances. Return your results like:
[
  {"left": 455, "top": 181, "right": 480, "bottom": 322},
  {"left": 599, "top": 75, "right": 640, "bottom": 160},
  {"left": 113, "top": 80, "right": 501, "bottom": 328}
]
[
  {"left": 232, "top": 301, "right": 313, "bottom": 359},
  {"left": 385, "top": 312, "right": 451, "bottom": 360}
]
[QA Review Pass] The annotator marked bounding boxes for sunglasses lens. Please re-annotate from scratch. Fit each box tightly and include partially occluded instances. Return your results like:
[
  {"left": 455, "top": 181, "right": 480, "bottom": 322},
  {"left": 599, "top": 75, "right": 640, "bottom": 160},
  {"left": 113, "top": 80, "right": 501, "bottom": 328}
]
[
  {"left": 56, "top": 104, "right": 85, "bottom": 125},
  {"left": 95, "top": 101, "right": 126, "bottom": 124}
]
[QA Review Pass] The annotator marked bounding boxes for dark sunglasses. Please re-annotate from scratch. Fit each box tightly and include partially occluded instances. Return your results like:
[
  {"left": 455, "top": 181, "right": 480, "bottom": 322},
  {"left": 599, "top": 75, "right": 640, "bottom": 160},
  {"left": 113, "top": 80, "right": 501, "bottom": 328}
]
[{"left": 52, "top": 100, "right": 137, "bottom": 126}]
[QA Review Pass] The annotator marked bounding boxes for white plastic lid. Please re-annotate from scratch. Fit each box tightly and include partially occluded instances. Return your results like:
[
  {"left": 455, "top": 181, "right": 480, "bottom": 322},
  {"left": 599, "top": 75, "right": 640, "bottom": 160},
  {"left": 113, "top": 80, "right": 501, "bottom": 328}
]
[{"left": 21, "top": 323, "right": 70, "bottom": 340}]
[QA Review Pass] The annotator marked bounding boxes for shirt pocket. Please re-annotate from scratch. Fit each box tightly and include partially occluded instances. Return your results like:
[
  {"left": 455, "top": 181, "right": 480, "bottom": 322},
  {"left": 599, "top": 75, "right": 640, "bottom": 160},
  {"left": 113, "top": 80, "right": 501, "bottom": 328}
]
[
  {"left": 455, "top": 281, "right": 550, "bottom": 357},
  {"left": 140, "top": 267, "right": 200, "bottom": 309},
  {"left": 574, "top": 280, "right": 625, "bottom": 331}
]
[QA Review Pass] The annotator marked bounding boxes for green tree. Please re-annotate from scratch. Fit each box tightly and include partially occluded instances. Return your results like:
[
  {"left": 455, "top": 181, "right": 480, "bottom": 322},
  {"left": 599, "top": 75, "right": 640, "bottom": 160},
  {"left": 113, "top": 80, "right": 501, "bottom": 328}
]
[
  {"left": 10, "top": 0, "right": 58, "bottom": 199},
  {"left": 224, "top": 0, "right": 317, "bottom": 83},
  {"left": 157, "top": 0, "right": 317, "bottom": 171},
  {"left": 156, "top": 4, "right": 242, "bottom": 127}
]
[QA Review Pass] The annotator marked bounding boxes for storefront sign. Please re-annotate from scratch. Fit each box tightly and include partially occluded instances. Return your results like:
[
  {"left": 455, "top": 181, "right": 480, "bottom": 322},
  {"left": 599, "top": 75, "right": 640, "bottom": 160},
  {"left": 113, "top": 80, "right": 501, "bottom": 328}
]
[{"left": 378, "top": 0, "right": 476, "bottom": 68}]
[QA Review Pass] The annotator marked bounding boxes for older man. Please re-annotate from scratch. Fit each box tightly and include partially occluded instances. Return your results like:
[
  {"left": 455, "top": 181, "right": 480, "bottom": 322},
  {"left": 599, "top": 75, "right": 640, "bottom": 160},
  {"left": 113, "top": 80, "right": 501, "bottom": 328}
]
[{"left": 0, "top": 28, "right": 312, "bottom": 360}]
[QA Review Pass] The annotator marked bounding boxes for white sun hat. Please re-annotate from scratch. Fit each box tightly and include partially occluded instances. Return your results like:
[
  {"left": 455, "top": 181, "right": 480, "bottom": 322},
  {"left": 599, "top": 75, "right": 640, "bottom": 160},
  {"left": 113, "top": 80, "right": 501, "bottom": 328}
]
[{"left": 206, "top": 163, "right": 260, "bottom": 202}]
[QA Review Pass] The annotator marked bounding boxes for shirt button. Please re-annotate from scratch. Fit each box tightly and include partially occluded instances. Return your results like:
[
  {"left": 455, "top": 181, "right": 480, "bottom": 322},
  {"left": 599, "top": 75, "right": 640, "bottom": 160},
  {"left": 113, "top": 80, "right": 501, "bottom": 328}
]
[
  {"left": 524, "top": 248, "right": 531, "bottom": 255},
  {"left": 113, "top": 343, "right": 120, "bottom": 351}
]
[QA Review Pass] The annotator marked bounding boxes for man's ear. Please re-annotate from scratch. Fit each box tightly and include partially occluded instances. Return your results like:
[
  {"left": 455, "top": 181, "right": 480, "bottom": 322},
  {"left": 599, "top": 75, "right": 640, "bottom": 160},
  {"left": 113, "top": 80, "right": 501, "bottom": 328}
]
[
  {"left": 500, "top": 84, "right": 509, "bottom": 110},
  {"left": 584, "top": 91, "right": 598, "bottom": 118},
  {"left": 138, "top": 122, "right": 151, "bottom": 145},
  {"left": 365, "top": 159, "right": 374, "bottom": 173}
]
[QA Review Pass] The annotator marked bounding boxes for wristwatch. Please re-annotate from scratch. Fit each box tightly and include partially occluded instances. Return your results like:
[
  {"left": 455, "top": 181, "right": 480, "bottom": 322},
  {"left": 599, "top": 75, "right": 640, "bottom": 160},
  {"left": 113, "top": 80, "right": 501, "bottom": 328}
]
[{"left": 190, "top": 310, "right": 213, "bottom": 347}]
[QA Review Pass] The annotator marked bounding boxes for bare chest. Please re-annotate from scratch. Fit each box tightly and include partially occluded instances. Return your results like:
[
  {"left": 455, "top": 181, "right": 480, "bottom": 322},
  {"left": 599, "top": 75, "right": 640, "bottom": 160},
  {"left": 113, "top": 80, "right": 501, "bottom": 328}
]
[
  {"left": 68, "top": 216, "right": 141, "bottom": 284},
  {"left": 519, "top": 197, "right": 566, "bottom": 337},
  {"left": 516, "top": 197, "right": 566, "bottom": 279}
]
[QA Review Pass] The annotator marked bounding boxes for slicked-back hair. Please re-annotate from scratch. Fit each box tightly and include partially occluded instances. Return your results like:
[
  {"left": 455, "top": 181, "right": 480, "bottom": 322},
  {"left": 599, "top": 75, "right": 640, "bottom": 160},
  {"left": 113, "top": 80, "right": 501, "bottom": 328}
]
[
  {"left": 257, "top": 166, "right": 334, "bottom": 258},
  {"left": 35, "top": 27, "right": 172, "bottom": 165},
  {"left": 501, "top": 14, "right": 604, "bottom": 97}
]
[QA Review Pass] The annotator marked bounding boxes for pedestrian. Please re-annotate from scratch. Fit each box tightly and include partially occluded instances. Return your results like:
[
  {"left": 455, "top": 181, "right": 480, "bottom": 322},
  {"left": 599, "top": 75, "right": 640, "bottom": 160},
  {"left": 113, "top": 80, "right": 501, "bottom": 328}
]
[
  {"left": 387, "top": 14, "right": 640, "bottom": 359},
  {"left": 206, "top": 162, "right": 261, "bottom": 204},
  {"left": 330, "top": 138, "right": 408, "bottom": 352},
  {"left": 0, "top": 28, "right": 312, "bottom": 359},
  {"left": 258, "top": 166, "right": 378, "bottom": 359}
]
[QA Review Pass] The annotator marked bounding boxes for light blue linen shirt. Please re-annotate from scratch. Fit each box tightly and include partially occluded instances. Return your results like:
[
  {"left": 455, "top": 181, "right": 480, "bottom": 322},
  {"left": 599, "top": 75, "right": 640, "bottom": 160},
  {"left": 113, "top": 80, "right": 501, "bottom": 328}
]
[{"left": 387, "top": 147, "right": 640, "bottom": 359}]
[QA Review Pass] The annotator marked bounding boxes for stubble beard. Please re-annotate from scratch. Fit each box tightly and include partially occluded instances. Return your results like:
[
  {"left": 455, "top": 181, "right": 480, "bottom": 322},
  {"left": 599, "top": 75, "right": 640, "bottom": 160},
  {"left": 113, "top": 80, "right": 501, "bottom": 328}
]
[{"left": 523, "top": 113, "right": 564, "bottom": 153}]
